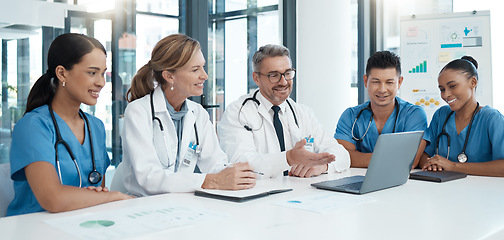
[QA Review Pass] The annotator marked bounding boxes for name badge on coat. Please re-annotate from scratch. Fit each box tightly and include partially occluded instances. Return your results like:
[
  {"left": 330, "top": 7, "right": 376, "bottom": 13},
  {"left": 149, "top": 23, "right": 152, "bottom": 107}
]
[{"left": 183, "top": 142, "right": 198, "bottom": 166}]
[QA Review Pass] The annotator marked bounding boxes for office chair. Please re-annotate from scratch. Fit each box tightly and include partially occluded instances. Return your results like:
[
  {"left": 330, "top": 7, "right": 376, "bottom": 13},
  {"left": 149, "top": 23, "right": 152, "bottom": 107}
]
[{"left": 0, "top": 163, "right": 14, "bottom": 217}]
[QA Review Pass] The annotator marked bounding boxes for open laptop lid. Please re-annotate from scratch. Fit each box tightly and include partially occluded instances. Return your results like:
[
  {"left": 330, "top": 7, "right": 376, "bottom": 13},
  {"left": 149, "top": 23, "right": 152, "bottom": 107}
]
[{"left": 359, "top": 131, "right": 424, "bottom": 194}]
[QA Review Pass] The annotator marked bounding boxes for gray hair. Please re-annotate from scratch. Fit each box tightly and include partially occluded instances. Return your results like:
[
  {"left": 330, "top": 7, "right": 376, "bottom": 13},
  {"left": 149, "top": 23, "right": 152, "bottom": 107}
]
[{"left": 252, "top": 44, "right": 291, "bottom": 72}]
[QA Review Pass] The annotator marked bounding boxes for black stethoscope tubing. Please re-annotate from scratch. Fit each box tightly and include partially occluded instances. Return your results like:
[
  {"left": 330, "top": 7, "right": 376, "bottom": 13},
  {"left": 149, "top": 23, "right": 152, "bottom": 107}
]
[
  {"left": 436, "top": 102, "right": 479, "bottom": 163},
  {"left": 351, "top": 98, "right": 400, "bottom": 141},
  {"left": 150, "top": 90, "right": 200, "bottom": 158},
  {"left": 49, "top": 103, "right": 101, "bottom": 187},
  {"left": 239, "top": 90, "right": 298, "bottom": 131}
]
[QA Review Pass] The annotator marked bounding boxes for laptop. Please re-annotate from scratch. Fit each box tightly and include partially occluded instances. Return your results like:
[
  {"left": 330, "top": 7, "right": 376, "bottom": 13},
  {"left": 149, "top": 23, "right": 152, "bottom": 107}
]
[{"left": 311, "top": 131, "right": 424, "bottom": 194}]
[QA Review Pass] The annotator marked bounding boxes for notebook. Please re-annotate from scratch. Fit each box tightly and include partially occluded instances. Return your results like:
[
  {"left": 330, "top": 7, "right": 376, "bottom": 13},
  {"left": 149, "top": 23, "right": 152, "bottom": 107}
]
[
  {"left": 409, "top": 170, "right": 467, "bottom": 183},
  {"left": 311, "top": 131, "right": 424, "bottom": 194},
  {"left": 195, "top": 186, "right": 292, "bottom": 202}
]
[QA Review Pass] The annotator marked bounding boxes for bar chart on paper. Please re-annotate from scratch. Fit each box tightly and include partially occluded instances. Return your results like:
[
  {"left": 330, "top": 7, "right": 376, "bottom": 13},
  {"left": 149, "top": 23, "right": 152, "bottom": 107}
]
[{"left": 409, "top": 61, "right": 427, "bottom": 73}]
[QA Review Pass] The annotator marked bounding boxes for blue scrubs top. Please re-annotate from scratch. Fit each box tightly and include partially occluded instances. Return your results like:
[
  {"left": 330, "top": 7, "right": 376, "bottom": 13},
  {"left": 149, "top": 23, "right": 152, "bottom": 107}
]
[
  {"left": 7, "top": 105, "right": 110, "bottom": 216},
  {"left": 335, "top": 97, "right": 427, "bottom": 152},
  {"left": 424, "top": 105, "right": 504, "bottom": 163}
]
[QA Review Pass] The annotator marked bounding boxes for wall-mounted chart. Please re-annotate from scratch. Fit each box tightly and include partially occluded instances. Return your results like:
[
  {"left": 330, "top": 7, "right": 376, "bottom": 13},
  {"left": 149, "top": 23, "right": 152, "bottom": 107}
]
[
  {"left": 400, "top": 11, "right": 492, "bottom": 122},
  {"left": 409, "top": 61, "right": 427, "bottom": 73}
]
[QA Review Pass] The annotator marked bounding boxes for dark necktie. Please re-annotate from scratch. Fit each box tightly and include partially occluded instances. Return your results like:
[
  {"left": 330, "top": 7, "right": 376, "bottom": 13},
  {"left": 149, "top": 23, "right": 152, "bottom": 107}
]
[{"left": 272, "top": 105, "right": 285, "bottom": 151}]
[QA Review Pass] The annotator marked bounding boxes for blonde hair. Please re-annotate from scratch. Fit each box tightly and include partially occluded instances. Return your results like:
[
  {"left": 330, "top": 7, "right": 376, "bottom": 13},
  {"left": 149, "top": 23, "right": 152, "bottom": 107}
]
[{"left": 127, "top": 34, "right": 201, "bottom": 102}]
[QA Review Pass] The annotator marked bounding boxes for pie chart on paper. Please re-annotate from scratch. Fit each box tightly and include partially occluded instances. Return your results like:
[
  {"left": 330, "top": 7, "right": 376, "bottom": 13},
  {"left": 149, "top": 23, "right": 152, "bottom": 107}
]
[{"left": 79, "top": 220, "right": 115, "bottom": 228}]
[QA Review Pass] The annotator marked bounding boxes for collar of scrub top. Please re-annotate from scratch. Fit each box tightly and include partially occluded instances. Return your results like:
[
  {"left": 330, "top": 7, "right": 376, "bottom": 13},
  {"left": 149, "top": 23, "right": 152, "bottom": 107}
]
[
  {"left": 351, "top": 97, "right": 400, "bottom": 141},
  {"left": 48, "top": 102, "right": 101, "bottom": 187},
  {"left": 239, "top": 89, "right": 298, "bottom": 131},
  {"left": 436, "top": 102, "right": 479, "bottom": 163}
]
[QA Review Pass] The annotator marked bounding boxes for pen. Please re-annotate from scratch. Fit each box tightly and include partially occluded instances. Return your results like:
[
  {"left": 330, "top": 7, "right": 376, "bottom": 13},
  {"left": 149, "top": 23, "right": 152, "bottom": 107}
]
[
  {"left": 224, "top": 164, "right": 264, "bottom": 175},
  {"left": 251, "top": 171, "right": 264, "bottom": 176}
]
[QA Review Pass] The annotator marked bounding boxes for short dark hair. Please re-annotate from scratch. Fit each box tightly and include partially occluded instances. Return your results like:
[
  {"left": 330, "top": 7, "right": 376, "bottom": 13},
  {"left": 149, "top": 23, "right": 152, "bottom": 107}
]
[{"left": 365, "top": 51, "right": 401, "bottom": 76}]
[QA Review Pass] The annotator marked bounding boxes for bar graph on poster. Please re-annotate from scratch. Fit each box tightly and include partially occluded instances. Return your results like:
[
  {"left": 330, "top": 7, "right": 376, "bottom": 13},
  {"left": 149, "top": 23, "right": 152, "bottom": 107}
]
[{"left": 399, "top": 11, "right": 492, "bottom": 122}]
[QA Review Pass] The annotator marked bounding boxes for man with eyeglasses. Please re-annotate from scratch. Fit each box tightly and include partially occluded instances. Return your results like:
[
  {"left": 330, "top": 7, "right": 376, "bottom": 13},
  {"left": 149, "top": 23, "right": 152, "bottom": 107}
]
[{"left": 217, "top": 44, "right": 350, "bottom": 178}]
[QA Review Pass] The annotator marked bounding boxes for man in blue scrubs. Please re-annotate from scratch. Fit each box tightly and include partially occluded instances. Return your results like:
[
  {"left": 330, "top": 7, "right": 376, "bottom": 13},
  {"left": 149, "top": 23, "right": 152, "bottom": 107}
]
[{"left": 334, "top": 51, "right": 427, "bottom": 168}]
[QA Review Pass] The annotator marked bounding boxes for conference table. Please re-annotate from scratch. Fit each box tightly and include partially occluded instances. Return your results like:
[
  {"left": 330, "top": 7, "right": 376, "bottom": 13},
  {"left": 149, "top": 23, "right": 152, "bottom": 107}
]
[{"left": 1, "top": 168, "right": 504, "bottom": 240}]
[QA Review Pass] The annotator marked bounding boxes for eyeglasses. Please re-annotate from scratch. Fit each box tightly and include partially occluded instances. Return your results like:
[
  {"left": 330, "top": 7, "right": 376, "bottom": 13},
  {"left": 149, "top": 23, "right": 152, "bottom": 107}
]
[{"left": 256, "top": 69, "right": 296, "bottom": 83}]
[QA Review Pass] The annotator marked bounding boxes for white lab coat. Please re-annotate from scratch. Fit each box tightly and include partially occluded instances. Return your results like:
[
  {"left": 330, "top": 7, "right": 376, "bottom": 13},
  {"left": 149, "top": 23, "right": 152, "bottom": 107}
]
[
  {"left": 217, "top": 90, "right": 350, "bottom": 178},
  {"left": 115, "top": 86, "right": 227, "bottom": 196}
]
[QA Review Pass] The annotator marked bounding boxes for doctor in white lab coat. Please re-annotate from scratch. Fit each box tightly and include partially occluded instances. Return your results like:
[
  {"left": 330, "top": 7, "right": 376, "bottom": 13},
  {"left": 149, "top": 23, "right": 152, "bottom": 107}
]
[
  {"left": 218, "top": 44, "right": 350, "bottom": 178},
  {"left": 114, "top": 34, "right": 256, "bottom": 196}
]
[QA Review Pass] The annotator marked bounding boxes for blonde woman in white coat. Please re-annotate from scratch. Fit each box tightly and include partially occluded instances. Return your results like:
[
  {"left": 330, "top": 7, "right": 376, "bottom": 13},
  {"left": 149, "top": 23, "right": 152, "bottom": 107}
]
[{"left": 114, "top": 34, "right": 256, "bottom": 196}]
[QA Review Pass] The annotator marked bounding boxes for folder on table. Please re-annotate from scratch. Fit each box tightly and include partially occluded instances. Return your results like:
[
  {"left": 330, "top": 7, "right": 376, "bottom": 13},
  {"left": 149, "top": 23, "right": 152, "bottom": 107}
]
[{"left": 409, "top": 171, "right": 467, "bottom": 183}]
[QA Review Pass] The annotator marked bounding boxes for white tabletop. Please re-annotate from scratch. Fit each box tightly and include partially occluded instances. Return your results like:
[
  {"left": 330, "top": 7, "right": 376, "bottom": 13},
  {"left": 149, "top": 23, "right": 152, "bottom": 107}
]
[{"left": 2, "top": 168, "right": 504, "bottom": 240}]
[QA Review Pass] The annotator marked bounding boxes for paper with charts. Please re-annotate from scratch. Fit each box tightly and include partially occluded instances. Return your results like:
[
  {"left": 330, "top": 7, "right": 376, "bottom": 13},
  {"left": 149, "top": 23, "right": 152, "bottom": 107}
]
[
  {"left": 276, "top": 192, "right": 376, "bottom": 214},
  {"left": 44, "top": 203, "right": 225, "bottom": 240}
]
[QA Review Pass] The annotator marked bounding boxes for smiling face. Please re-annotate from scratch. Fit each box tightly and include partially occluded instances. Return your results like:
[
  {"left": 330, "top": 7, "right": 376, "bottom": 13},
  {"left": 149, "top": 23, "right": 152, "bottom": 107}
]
[
  {"left": 438, "top": 69, "right": 477, "bottom": 112},
  {"left": 364, "top": 68, "right": 403, "bottom": 109},
  {"left": 56, "top": 48, "right": 107, "bottom": 106},
  {"left": 164, "top": 49, "right": 208, "bottom": 100},
  {"left": 253, "top": 56, "right": 292, "bottom": 106}
]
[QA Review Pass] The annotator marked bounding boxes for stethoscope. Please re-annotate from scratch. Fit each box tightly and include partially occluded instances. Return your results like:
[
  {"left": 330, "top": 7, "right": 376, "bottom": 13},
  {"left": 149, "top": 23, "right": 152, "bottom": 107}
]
[
  {"left": 150, "top": 90, "right": 200, "bottom": 169},
  {"left": 436, "top": 102, "right": 479, "bottom": 163},
  {"left": 48, "top": 103, "right": 101, "bottom": 187},
  {"left": 351, "top": 98, "right": 400, "bottom": 141},
  {"left": 238, "top": 90, "right": 299, "bottom": 131}
]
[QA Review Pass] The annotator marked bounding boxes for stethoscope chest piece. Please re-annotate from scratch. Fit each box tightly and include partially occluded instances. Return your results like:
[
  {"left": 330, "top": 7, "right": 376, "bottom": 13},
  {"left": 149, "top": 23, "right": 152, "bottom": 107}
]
[
  {"left": 88, "top": 170, "right": 102, "bottom": 184},
  {"left": 437, "top": 102, "right": 480, "bottom": 163},
  {"left": 457, "top": 153, "right": 468, "bottom": 163},
  {"left": 195, "top": 146, "right": 202, "bottom": 156}
]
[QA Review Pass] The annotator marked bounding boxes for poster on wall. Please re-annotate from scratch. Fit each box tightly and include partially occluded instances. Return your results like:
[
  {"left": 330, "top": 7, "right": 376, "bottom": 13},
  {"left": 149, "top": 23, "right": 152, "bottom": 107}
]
[{"left": 399, "top": 11, "right": 492, "bottom": 122}]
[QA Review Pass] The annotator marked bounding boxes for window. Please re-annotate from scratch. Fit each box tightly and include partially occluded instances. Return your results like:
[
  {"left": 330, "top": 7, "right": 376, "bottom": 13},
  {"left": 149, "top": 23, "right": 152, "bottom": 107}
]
[
  {"left": 0, "top": 28, "right": 43, "bottom": 163},
  {"left": 349, "top": 0, "right": 358, "bottom": 105},
  {"left": 69, "top": 0, "right": 181, "bottom": 165},
  {"left": 0, "top": 0, "right": 289, "bottom": 166},
  {"left": 0, "top": 0, "right": 182, "bottom": 166},
  {"left": 207, "top": 0, "right": 280, "bottom": 124},
  {"left": 136, "top": 0, "right": 179, "bottom": 15},
  {"left": 135, "top": 0, "right": 180, "bottom": 79}
]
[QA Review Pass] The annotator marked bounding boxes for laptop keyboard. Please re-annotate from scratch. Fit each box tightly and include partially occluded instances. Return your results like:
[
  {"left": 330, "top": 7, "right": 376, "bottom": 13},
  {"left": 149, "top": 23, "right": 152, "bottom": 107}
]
[{"left": 339, "top": 181, "right": 363, "bottom": 190}]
